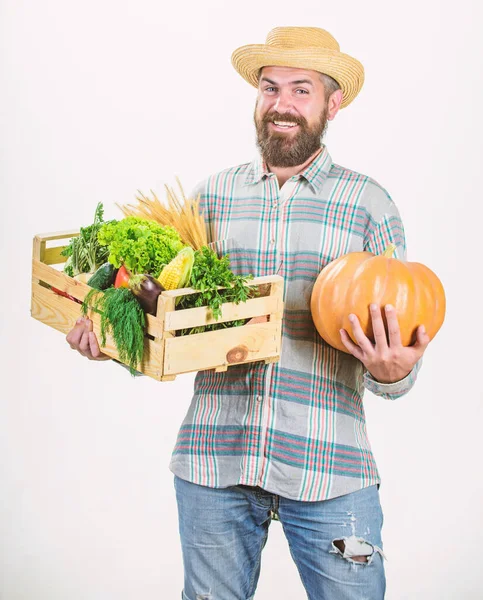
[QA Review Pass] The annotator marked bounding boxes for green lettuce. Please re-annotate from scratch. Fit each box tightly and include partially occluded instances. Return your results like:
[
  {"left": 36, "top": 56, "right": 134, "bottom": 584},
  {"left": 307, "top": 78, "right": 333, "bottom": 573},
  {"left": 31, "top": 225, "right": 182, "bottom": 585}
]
[{"left": 97, "top": 217, "right": 184, "bottom": 277}]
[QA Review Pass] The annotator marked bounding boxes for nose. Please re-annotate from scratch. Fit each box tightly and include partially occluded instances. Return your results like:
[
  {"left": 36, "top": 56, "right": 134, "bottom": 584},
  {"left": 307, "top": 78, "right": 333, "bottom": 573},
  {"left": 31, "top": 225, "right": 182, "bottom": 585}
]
[{"left": 273, "top": 89, "right": 293, "bottom": 113}]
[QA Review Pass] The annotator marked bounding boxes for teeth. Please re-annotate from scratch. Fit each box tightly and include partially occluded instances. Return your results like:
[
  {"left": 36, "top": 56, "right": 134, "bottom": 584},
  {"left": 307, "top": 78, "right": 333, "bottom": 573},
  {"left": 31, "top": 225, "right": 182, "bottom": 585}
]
[{"left": 273, "top": 121, "right": 297, "bottom": 127}]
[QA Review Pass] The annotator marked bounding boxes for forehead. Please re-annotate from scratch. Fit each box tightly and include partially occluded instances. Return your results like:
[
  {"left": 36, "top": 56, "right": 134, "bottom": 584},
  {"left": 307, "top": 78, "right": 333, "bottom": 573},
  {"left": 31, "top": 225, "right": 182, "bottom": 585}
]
[{"left": 259, "top": 65, "right": 321, "bottom": 85}]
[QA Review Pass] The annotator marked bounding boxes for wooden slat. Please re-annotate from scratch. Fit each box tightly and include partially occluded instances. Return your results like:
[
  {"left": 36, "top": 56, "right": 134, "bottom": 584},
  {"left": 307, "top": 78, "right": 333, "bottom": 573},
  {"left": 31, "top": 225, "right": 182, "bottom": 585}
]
[
  {"left": 150, "top": 293, "right": 172, "bottom": 381},
  {"left": 33, "top": 258, "right": 91, "bottom": 300},
  {"left": 35, "top": 230, "right": 80, "bottom": 242},
  {"left": 31, "top": 282, "right": 163, "bottom": 380},
  {"left": 32, "top": 237, "right": 46, "bottom": 292},
  {"left": 33, "top": 237, "right": 46, "bottom": 262},
  {"left": 32, "top": 258, "right": 165, "bottom": 338},
  {"left": 247, "top": 274, "right": 284, "bottom": 286},
  {"left": 269, "top": 277, "right": 285, "bottom": 322},
  {"left": 156, "top": 295, "right": 177, "bottom": 381},
  {"left": 164, "top": 294, "right": 280, "bottom": 331},
  {"left": 163, "top": 321, "right": 281, "bottom": 375}
]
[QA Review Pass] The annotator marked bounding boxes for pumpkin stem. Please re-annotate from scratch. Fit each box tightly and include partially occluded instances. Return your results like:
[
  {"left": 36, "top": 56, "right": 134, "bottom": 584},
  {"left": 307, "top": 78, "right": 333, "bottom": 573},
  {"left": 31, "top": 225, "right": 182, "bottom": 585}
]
[{"left": 382, "top": 243, "right": 397, "bottom": 258}]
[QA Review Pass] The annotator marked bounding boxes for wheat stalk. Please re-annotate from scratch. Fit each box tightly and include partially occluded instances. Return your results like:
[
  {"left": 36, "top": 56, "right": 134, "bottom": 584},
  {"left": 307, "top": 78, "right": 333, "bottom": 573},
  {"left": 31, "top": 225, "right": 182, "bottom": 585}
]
[{"left": 117, "top": 177, "right": 209, "bottom": 250}]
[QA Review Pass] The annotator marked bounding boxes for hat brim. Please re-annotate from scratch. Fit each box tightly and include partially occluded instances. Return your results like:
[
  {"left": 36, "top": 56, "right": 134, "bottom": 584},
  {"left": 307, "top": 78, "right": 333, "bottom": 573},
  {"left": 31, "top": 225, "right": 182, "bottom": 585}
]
[{"left": 231, "top": 45, "right": 365, "bottom": 109}]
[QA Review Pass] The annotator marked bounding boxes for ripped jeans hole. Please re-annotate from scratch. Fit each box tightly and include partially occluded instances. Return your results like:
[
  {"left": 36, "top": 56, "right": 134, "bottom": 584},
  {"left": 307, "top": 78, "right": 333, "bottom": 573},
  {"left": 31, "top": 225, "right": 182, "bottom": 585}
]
[
  {"left": 196, "top": 595, "right": 212, "bottom": 600},
  {"left": 330, "top": 535, "right": 386, "bottom": 565}
]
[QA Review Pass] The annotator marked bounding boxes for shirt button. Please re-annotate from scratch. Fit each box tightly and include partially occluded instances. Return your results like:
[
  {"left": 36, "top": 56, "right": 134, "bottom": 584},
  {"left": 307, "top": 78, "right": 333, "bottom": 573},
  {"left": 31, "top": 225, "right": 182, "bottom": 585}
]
[
  {"left": 270, "top": 239, "right": 276, "bottom": 245},
  {"left": 256, "top": 395, "right": 263, "bottom": 402}
]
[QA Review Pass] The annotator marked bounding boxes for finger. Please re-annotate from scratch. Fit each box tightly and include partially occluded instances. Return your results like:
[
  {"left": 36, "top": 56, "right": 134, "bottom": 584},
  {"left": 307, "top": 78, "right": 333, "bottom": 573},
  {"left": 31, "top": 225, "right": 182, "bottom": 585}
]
[
  {"left": 247, "top": 316, "right": 268, "bottom": 325},
  {"left": 85, "top": 319, "right": 109, "bottom": 360},
  {"left": 339, "top": 329, "right": 364, "bottom": 361},
  {"left": 385, "top": 304, "right": 402, "bottom": 347},
  {"left": 348, "top": 314, "right": 374, "bottom": 354},
  {"left": 88, "top": 331, "right": 108, "bottom": 359},
  {"left": 66, "top": 318, "right": 86, "bottom": 348},
  {"left": 86, "top": 318, "right": 94, "bottom": 334},
  {"left": 412, "top": 325, "right": 431, "bottom": 351},
  {"left": 78, "top": 330, "right": 91, "bottom": 356},
  {"left": 88, "top": 332, "right": 100, "bottom": 358},
  {"left": 370, "top": 304, "right": 388, "bottom": 350},
  {"left": 81, "top": 319, "right": 96, "bottom": 358}
]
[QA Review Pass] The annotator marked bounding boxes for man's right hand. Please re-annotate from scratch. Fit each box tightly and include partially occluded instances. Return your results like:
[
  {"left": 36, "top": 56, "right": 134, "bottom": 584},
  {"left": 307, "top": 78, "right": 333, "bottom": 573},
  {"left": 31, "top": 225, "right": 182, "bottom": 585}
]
[{"left": 66, "top": 317, "right": 110, "bottom": 361}]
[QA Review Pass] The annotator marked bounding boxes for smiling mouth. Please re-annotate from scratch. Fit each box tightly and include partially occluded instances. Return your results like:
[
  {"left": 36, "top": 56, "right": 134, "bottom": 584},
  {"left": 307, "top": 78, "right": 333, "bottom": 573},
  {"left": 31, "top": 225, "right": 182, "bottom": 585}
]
[{"left": 270, "top": 120, "right": 299, "bottom": 130}]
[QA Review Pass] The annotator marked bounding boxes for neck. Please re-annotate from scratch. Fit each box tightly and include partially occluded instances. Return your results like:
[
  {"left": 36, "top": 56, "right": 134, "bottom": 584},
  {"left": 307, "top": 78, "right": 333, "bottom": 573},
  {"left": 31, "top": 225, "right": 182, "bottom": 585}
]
[{"left": 267, "top": 148, "right": 323, "bottom": 188}]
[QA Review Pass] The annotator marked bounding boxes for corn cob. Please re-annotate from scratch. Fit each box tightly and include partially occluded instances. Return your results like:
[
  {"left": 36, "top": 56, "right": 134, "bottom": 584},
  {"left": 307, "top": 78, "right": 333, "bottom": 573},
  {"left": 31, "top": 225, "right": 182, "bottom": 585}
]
[{"left": 157, "top": 246, "right": 195, "bottom": 290}]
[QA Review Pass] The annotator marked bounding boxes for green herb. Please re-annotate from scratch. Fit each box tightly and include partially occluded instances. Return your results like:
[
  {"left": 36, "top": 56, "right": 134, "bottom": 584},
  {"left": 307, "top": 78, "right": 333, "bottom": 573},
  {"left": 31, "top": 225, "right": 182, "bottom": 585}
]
[
  {"left": 81, "top": 287, "right": 145, "bottom": 375},
  {"left": 178, "top": 318, "right": 249, "bottom": 336},
  {"left": 62, "top": 202, "right": 114, "bottom": 277},
  {"left": 97, "top": 217, "right": 184, "bottom": 277},
  {"left": 176, "top": 246, "right": 256, "bottom": 335}
]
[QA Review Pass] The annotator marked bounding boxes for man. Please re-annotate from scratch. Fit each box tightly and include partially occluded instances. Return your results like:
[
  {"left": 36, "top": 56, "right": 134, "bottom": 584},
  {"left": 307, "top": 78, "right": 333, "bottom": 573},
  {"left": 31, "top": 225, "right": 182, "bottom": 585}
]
[{"left": 67, "top": 26, "right": 429, "bottom": 600}]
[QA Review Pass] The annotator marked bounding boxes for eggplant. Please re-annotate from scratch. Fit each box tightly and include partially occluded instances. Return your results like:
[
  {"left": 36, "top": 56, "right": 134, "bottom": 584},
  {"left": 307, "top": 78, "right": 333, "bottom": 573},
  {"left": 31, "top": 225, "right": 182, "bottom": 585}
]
[{"left": 129, "top": 274, "right": 165, "bottom": 315}]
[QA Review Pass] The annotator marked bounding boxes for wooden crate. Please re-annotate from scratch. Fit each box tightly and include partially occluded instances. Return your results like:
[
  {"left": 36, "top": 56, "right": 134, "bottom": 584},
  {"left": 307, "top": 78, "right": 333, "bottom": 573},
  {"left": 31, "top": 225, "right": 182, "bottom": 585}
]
[{"left": 31, "top": 231, "right": 284, "bottom": 381}]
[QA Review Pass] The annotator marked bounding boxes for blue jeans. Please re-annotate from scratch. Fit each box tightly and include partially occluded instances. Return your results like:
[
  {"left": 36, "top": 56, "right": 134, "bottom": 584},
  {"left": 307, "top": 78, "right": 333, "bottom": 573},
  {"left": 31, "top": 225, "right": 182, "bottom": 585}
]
[{"left": 174, "top": 476, "right": 386, "bottom": 600}]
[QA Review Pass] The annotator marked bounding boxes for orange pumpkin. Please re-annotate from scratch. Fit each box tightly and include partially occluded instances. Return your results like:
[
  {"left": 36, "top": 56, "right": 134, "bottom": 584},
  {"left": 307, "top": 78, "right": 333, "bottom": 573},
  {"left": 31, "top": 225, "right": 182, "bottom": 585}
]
[{"left": 310, "top": 244, "right": 446, "bottom": 353}]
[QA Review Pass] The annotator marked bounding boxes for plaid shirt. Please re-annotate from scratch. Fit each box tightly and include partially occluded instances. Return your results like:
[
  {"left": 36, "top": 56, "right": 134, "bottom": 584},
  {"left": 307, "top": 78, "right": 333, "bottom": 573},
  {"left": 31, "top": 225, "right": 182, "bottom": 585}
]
[{"left": 169, "top": 145, "right": 420, "bottom": 501}]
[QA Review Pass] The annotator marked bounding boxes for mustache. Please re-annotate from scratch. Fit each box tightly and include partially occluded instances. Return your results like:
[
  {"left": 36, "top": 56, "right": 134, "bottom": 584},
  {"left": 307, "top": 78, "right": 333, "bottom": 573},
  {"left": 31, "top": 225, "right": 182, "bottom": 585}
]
[{"left": 261, "top": 111, "right": 308, "bottom": 128}]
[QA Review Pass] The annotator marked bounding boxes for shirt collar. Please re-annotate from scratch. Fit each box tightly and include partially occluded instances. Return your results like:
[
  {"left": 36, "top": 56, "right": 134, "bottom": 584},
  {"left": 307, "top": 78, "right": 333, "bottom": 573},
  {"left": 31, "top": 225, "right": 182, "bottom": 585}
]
[{"left": 244, "top": 145, "right": 333, "bottom": 194}]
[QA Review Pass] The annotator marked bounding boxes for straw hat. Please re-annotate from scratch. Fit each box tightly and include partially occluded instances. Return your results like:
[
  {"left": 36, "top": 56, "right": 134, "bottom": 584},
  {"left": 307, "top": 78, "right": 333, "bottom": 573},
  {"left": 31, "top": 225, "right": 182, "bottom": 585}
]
[{"left": 231, "top": 27, "right": 365, "bottom": 109}]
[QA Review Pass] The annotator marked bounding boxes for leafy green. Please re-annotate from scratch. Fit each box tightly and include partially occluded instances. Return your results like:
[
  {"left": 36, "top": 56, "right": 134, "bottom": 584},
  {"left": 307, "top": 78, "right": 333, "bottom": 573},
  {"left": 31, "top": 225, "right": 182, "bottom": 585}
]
[
  {"left": 176, "top": 246, "right": 256, "bottom": 335},
  {"left": 97, "top": 217, "right": 184, "bottom": 277},
  {"left": 81, "top": 287, "right": 145, "bottom": 375},
  {"left": 62, "top": 202, "right": 114, "bottom": 277}
]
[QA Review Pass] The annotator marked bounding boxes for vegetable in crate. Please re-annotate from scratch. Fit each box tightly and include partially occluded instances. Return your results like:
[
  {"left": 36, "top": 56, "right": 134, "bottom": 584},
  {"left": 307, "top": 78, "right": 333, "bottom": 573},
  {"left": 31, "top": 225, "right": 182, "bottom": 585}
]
[
  {"left": 114, "top": 265, "right": 131, "bottom": 289},
  {"left": 97, "top": 217, "right": 184, "bottom": 277},
  {"left": 61, "top": 203, "right": 114, "bottom": 278},
  {"left": 158, "top": 246, "right": 194, "bottom": 290},
  {"left": 189, "top": 246, "right": 254, "bottom": 317},
  {"left": 81, "top": 268, "right": 164, "bottom": 372},
  {"left": 103, "top": 261, "right": 165, "bottom": 315},
  {"left": 81, "top": 287, "right": 145, "bottom": 375},
  {"left": 87, "top": 262, "right": 117, "bottom": 290},
  {"left": 129, "top": 274, "right": 165, "bottom": 315},
  {"left": 177, "top": 246, "right": 255, "bottom": 335}
]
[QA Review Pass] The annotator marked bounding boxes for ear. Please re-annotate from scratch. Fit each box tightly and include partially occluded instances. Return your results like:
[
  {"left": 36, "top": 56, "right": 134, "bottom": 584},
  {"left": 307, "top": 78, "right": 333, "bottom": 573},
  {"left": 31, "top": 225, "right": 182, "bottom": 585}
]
[{"left": 327, "top": 89, "right": 343, "bottom": 121}]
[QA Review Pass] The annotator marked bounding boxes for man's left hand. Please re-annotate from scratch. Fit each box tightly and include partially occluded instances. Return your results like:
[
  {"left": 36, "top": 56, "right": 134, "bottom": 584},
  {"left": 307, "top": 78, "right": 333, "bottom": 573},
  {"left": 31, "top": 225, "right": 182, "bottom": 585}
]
[{"left": 339, "top": 303, "right": 430, "bottom": 384}]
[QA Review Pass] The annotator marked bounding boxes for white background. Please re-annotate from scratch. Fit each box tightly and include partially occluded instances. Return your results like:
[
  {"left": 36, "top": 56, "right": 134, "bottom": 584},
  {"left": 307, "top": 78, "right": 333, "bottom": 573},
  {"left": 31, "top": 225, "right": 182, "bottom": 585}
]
[{"left": 1, "top": 0, "right": 482, "bottom": 598}]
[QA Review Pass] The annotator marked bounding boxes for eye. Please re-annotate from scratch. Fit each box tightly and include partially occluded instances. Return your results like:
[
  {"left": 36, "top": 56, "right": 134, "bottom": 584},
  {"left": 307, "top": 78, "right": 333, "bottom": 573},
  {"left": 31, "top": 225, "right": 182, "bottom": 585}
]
[
  {"left": 264, "top": 86, "right": 277, "bottom": 93},
  {"left": 295, "top": 89, "right": 309, "bottom": 95}
]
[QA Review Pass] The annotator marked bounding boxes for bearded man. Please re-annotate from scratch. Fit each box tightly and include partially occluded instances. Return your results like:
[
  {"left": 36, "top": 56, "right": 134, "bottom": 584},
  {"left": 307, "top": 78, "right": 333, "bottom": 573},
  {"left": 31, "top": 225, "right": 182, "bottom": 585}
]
[{"left": 67, "top": 26, "right": 429, "bottom": 600}]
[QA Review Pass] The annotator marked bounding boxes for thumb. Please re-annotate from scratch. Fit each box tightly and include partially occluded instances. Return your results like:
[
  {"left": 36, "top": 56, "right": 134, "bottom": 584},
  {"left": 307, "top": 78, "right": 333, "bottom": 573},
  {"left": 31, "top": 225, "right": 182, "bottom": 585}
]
[{"left": 413, "top": 325, "right": 430, "bottom": 349}]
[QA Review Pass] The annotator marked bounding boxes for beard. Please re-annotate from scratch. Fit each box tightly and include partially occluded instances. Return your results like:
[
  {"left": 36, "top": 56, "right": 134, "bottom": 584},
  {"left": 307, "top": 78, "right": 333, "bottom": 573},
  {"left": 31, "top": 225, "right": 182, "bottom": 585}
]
[{"left": 254, "top": 104, "right": 329, "bottom": 168}]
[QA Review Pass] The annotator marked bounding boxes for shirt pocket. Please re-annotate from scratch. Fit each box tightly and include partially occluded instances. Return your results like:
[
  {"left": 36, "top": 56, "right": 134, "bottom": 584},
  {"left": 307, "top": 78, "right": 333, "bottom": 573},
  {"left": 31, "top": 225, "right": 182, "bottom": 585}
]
[{"left": 207, "top": 237, "right": 237, "bottom": 259}]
